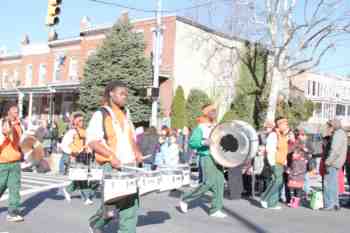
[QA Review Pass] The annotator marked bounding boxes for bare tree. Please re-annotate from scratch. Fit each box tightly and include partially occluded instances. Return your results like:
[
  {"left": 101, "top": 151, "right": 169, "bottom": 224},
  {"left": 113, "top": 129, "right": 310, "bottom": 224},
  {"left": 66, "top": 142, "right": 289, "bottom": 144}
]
[{"left": 181, "top": 0, "right": 350, "bottom": 121}]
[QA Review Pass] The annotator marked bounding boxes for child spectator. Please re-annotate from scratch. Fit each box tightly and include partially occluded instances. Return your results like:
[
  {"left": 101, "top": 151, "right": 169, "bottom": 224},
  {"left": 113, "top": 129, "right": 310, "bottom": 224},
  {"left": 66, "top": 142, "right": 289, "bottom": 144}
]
[{"left": 287, "top": 147, "right": 307, "bottom": 208}]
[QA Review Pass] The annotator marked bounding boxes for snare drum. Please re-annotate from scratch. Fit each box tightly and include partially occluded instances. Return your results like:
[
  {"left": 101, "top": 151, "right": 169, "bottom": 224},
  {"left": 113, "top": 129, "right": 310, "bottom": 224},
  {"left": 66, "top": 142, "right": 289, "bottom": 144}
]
[
  {"left": 138, "top": 170, "right": 162, "bottom": 195},
  {"left": 88, "top": 168, "right": 103, "bottom": 181},
  {"left": 159, "top": 169, "right": 183, "bottom": 192},
  {"left": 103, "top": 172, "right": 138, "bottom": 204},
  {"left": 68, "top": 165, "right": 89, "bottom": 181},
  {"left": 179, "top": 165, "right": 191, "bottom": 186}
]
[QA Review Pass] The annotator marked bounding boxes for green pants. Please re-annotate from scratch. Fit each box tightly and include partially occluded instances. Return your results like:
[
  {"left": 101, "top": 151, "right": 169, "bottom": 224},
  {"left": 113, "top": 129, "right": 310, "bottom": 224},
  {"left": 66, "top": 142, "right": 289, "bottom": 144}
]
[
  {"left": 182, "top": 156, "right": 224, "bottom": 215},
  {"left": 0, "top": 162, "right": 21, "bottom": 213},
  {"left": 261, "top": 164, "right": 284, "bottom": 208},
  {"left": 89, "top": 164, "right": 139, "bottom": 233}
]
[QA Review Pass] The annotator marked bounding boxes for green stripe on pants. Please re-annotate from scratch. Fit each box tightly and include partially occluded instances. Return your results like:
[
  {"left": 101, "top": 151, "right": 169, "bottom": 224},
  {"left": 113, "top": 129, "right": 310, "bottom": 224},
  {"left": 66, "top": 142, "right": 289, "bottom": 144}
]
[
  {"left": 89, "top": 163, "right": 139, "bottom": 233},
  {"left": 0, "top": 162, "right": 21, "bottom": 213},
  {"left": 261, "top": 164, "right": 284, "bottom": 208},
  {"left": 182, "top": 155, "right": 224, "bottom": 215}
]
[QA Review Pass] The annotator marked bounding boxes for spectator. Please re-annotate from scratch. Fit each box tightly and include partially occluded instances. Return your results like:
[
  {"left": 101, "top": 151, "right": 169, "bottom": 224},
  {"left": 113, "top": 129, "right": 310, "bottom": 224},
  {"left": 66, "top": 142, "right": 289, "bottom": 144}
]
[
  {"left": 139, "top": 127, "right": 159, "bottom": 170},
  {"left": 155, "top": 131, "right": 180, "bottom": 168},
  {"left": 286, "top": 147, "right": 307, "bottom": 208},
  {"left": 322, "top": 119, "right": 348, "bottom": 211},
  {"left": 254, "top": 145, "right": 269, "bottom": 195},
  {"left": 260, "top": 117, "right": 289, "bottom": 210}
]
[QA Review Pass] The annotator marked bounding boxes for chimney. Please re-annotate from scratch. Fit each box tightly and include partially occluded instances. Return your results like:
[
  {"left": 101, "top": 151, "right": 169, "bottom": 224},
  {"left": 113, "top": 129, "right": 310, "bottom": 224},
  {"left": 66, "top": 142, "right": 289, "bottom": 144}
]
[
  {"left": 120, "top": 11, "right": 129, "bottom": 24},
  {"left": 21, "top": 34, "right": 30, "bottom": 46},
  {"left": 80, "top": 16, "right": 91, "bottom": 32},
  {"left": 48, "top": 29, "right": 58, "bottom": 41}
]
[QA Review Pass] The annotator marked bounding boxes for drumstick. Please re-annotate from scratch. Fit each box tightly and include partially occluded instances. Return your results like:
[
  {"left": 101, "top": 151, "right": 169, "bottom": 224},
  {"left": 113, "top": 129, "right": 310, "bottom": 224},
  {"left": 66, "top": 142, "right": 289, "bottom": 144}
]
[
  {"left": 142, "top": 154, "right": 152, "bottom": 159},
  {"left": 121, "top": 165, "right": 145, "bottom": 172}
]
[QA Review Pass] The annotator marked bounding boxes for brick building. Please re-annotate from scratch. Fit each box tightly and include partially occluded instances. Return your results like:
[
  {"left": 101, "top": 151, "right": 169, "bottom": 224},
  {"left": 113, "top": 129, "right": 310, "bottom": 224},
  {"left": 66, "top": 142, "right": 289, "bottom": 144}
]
[{"left": 0, "top": 14, "right": 242, "bottom": 125}]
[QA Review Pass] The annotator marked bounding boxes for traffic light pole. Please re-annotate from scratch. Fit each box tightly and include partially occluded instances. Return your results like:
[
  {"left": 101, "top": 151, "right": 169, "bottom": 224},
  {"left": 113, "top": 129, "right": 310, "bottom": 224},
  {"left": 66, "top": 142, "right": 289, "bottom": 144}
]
[{"left": 150, "top": 0, "right": 162, "bottom": 127}]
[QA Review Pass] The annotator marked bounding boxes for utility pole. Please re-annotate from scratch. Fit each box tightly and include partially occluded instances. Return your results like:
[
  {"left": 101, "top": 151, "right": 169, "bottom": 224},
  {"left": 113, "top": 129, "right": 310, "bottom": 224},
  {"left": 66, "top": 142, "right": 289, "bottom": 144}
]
[{"left": 151, "top": 0, "right": 162, "bottom": 127}]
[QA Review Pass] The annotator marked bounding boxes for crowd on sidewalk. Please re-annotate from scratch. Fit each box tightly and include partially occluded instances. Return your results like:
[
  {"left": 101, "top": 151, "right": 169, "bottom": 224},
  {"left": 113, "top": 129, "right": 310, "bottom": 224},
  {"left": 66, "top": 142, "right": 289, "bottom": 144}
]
[{"left": 10, "top": 108, "right": 350, "bottom": 212}]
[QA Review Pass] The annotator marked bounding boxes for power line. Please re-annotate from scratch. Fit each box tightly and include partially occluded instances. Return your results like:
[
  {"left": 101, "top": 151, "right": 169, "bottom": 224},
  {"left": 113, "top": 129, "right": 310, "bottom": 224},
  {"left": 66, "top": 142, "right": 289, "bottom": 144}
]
[
  {"left": 88, "top": 0, "right": 232, "bottom": 13},
  {"left": 88, "top": 0, "right": 158, "bottom": 13}
]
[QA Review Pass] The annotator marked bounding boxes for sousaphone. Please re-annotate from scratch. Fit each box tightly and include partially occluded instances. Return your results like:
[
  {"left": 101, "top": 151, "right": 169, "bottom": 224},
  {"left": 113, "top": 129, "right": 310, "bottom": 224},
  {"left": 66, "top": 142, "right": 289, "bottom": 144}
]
[{"left": 209, "top": 120, "right": 259, "bottom": 168}]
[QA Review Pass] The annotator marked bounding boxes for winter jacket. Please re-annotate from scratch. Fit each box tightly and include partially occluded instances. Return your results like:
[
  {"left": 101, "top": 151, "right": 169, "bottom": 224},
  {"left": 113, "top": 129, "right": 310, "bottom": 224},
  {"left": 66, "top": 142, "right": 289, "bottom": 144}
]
[
  {"left": 326, "top": 127, "right": 348, "bottom": 169},
  {"left": 287, "top": 157, "right": 307, "bottom": 182},
  {"left": 138, "top": 133, "right": 159, "bottom": 164}
]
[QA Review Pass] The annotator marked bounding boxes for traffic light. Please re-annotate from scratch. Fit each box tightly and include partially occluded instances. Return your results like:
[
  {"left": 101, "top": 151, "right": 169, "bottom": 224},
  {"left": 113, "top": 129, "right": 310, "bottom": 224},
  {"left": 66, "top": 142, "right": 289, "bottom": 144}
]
[{"left": 46, "top": 0, "right": 62, "bottom": 26}]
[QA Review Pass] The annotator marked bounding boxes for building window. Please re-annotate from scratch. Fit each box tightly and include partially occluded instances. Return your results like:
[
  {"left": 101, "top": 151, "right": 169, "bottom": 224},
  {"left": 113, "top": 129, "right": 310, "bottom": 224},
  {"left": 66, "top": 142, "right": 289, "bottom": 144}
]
[
  {"left": 54, "top": 54, "right": 65, "bottom": 81},
  {"left": 314, "top": 102, "right": 322, "bottom": 119},
  {"left": 336, "top": 104, "right": 346, "bottom": 116},
  {"left": 312, "top": 81, "right": 316, "bottom": 96},
  {"left": 39, "top": 64, "right": 47, "bottom": 85},
  {"left": 68, "top": 57, "right": 79, "bottom": 81},
  {"left": 2, "top": 70, "right": 8, "bottom": 89},
  {"left": 13, "top": 69, "right": 19, "bottom": 87},
  {"left": 1, "top": 70, "right": 5, "bottom": 89},
  {"left": 25, "top": 65, "right": 32, "bottom": 86}
]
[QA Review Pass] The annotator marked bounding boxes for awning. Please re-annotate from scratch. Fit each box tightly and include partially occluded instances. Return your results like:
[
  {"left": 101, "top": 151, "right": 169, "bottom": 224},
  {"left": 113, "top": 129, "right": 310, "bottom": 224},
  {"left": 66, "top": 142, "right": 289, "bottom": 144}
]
[{"left": 0, "top": 81, "right": 80, "bottom": 96}]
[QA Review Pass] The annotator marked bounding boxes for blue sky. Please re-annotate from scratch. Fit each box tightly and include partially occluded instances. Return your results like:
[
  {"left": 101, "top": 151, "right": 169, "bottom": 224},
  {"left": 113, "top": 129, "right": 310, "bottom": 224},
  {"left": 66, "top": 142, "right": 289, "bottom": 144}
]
[{"left": 1, "top": 0, "right": 349, "bottom": 76}]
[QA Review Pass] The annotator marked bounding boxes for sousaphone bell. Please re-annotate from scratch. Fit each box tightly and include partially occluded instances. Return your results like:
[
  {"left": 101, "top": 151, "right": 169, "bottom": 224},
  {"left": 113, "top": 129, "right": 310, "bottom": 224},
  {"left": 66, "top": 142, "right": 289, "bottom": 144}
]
[{"left": 209, "top": 120, "right": 259, "bottom": 168}]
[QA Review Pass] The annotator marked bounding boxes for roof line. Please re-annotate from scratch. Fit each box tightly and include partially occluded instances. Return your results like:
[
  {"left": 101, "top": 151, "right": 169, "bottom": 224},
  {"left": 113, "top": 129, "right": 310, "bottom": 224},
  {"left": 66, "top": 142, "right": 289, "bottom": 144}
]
[{"left": 175, "top": 16, "right": 247, "bottom": 43}]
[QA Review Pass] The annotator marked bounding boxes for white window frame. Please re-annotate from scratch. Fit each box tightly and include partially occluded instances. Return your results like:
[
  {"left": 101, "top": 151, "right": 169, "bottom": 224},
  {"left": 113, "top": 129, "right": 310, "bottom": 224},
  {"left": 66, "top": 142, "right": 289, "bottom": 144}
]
[
  {"left": 54, "top": 53, "right": 65, "bottom": 82},
  {"left": 39, "top": 64, "right": 47, "bottom": 85},
  {"left": 3, "top": 70, "right": 8, "bottom": 89},
  {"left": 25, "top": 65, "right": 32, "bottom": 86},
  {"left": 68, "top": 57, "right": 79, "bottom": 81}
]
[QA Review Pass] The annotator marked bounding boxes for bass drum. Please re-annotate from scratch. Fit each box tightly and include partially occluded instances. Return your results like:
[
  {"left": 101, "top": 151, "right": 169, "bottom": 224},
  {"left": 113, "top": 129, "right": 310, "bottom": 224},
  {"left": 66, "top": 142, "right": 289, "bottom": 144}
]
[{"left": 209, "top": 120, "right": 259, "bottom": 168}]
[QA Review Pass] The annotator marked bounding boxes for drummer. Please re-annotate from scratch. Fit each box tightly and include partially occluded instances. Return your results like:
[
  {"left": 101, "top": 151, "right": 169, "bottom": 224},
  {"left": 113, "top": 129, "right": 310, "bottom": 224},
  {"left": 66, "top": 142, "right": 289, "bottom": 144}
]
[
  {"left": 87, "top": 80, "right": 144, "bottom": 233},
  {"left": 179, "top": 104, "right": 227, "bottom": 218},
  {"left": 61, "top": 112, "right": 95, "bottom": 205},
  {"left": 0, "top": 103, "right": 24, "bottom": 222}
]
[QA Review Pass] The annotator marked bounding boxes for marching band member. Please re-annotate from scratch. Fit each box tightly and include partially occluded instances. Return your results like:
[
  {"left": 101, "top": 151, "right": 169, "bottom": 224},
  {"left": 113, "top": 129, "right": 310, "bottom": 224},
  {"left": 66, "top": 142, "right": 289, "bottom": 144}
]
[
  {"left": 87, "top": 80, "right": 144, "bottom": 233},
  {"left": 61, "top": 112, "right": 94, "bottom": 205},
  {"left": 0, "top": 104, "right": 24, "bottom": 222},
  {"left": 179, "top": 104, "right": 227, "bottom": 218}
]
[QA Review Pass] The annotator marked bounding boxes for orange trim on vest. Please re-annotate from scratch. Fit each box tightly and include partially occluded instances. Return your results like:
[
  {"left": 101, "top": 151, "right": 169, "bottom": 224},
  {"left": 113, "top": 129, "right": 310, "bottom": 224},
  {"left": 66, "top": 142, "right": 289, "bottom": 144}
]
[
  {"left": 0, "top": 123, "right": 22, "bottom": 163},
  {"left": 275, "top": 130, "right": 289, "bottom": 165},
  {"left": 95, "top": 104, "right": 138, "bottom": 164},
  {"left": 69, "top": 128, "right": 86, "bottom": 156}
]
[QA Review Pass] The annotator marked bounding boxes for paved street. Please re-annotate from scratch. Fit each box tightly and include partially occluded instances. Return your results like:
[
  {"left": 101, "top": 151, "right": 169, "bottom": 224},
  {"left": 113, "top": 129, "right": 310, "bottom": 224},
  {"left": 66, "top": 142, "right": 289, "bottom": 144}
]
[
  {"left": 0, "top": 172, "right": 70, "bottom": 202},
  {"left": 1, "top": 182, "right": 350, "bottom": 233}
]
